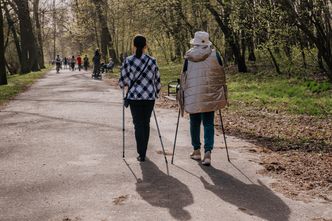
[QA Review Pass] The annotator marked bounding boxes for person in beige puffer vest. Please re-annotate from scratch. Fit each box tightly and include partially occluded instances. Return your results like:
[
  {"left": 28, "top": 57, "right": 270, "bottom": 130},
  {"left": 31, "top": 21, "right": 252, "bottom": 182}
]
[{"left": 179, "top": 31, "right": 227, "bottom": 166}]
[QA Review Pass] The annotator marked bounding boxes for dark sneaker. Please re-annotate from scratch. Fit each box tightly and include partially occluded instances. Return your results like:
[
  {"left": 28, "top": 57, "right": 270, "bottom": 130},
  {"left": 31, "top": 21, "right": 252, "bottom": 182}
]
[{"left": 137, "top": 156, "right": 145, "bottom": 162}]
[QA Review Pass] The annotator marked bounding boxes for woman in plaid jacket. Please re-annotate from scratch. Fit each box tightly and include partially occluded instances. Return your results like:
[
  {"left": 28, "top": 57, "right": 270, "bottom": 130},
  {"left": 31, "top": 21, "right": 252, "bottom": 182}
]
[{"left": 119, "top": 35, "right": 161, "bottom": 162}]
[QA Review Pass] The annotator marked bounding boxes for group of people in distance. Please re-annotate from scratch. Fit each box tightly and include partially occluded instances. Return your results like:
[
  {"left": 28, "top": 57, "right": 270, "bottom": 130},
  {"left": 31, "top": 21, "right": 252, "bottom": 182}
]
[
  {"left": 54, "top": 50, "right": 117, "bottom": 78},
  {"left": 54, "top": 55, "right": 90, "bottom": 73},
  {"left": 119, "top": 32, "right": 227, "bottom": 166}
]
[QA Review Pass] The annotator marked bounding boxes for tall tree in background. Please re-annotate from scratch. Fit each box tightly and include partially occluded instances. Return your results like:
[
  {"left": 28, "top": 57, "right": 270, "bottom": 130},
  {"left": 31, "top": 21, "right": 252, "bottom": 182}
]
[
  {"left": 0, "top": 0, "right": 7, "bottom": 85},
  {"left": 33, "top": 0, "right": 45, "bottom": 69},
  {"left": 277, "top": 0, "right": 332, "bottom": 81},
  {"left": 13, "top": 0, "right": 40, "bottom": 73},
  {"left": 205, "top": 0, "right": 248, "bottom": 72},
  {"left": 3, "top": 0, "right": 22, "bottom": 72},
  {"left": 92, "top": 0, "right": 117, "bottom": 63}
]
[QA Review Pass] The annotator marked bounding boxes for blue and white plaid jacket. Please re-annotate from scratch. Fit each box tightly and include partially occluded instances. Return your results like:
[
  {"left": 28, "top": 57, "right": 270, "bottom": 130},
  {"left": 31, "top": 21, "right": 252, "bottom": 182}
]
[{"left": 119, "top": 54, "right": 161, "bottom": 100}]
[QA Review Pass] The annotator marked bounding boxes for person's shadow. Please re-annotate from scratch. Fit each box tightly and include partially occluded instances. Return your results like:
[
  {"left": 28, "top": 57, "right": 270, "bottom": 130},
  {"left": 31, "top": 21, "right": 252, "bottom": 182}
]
[
  {"left": 199, "top": 164, "right": 290, "bottom": 221},
  {"left": 136, "top": 160, "right": 193, "bottom": 221}
]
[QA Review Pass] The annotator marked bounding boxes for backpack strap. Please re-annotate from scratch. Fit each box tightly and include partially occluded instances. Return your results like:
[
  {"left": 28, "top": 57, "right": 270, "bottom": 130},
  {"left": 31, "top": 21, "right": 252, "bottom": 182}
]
[
  {"left": 125, "top": 56, "right": 151, "bottom": 99},
  {"left": 183, "top": 59, "right": 188, "bottom": 72},
  {"left": 216, "top": 51, "right": 223, "bottom": 66}
]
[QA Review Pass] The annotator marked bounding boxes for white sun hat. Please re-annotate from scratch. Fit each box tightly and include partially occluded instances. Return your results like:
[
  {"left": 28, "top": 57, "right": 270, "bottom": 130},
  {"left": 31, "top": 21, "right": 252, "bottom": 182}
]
[{"left": 190, "top": 31, "right": 212, "bottom": 46}]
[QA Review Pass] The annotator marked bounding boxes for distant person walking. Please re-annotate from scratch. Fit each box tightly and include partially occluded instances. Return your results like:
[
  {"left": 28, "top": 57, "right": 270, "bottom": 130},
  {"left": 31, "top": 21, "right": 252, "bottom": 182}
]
[
  {"left": 83, "top": 55, "right": 89, "bottom": 71},
  {"left": 118, "top": 35, "right": 161, "bottom": 162},
  {"left": 70, "top": 55, "right": 76, "bottom": 71},
  {"left": 92, "top": 49, "right": 101, "bottom": 78},
  {"left": 180, "top": 31, "right": 227, "bottom": 166},
  {"left": 55, "top": 55, "right": 62, "bottom": 73},
  {"left": 77, "top": 55, "right": 82, "bottom": 71},
  {"left": 63, "top": 57, "right": 68, "bottom": 69}
]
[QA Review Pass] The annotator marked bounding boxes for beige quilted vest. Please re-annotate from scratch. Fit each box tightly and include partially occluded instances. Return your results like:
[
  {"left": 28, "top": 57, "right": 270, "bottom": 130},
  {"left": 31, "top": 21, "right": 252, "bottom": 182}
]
[{"left": 182, "top": 46, "right": 227, "bottom": 114}]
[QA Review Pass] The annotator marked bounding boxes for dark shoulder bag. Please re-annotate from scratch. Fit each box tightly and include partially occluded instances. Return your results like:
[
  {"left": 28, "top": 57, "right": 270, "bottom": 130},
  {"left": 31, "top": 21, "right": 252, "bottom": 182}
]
[{"left": 123, "top": 57, "right": 151, "bottom": 108}]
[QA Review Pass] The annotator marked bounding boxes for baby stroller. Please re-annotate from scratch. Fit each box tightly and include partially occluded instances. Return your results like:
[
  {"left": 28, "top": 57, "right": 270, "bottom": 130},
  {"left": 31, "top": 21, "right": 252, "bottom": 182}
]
[{"left": 92, "top": 63, "right": 102, "bottom": 80}]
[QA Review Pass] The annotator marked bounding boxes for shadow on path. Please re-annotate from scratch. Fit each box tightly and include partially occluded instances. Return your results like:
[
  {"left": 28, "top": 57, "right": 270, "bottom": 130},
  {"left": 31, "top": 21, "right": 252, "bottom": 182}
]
[
  {"left": 13, "top": 98, "right": 122, "bottom": 105},
  {"left": 199, "top": 164, "right": 290, "bottom": 221},
  {"left": 136, "top": 160, "right": 193, "bottom": 221},
  {"left": 0, "top": 110, "right": 121, "bottom": 130}
]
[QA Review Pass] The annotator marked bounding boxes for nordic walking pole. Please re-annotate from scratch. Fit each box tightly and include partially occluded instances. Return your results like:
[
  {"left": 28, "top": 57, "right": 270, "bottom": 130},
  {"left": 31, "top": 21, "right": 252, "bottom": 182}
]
[
  {"left": 218, "top": 110, "right": 230, "bottom": 162},
  {"left": 122, "top": 87, "right": 125, "bottom": 158},
  {"left": 153, "top": 110, "right": 168, "bottom": 166},
  {"left": 171, "top": 108, "right": 181, "bottom": 164}
]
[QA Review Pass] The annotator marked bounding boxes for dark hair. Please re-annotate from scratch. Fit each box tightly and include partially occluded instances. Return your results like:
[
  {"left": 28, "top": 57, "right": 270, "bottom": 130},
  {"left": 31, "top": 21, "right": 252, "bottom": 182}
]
[{"left": 133, "top": 35, "right": 146, "bottom": 58}]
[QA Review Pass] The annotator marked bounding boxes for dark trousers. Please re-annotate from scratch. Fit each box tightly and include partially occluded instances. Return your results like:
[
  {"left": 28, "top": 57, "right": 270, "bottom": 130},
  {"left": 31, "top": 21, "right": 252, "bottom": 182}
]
[
  {"left": 190, "top": 111, "right": 215, "bottom": 153},
  {"left": 129, "top": 100, "right": 155, "bottom": 158}
]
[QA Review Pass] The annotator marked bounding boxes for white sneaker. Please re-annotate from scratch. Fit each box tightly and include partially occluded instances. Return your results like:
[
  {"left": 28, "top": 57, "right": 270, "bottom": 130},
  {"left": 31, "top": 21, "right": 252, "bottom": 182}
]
[
  {"left": 190, "top": 149, "right": 201, "bottom": 160},
  {"left": 202, "top": 151, "right": 211, "bottom": 166}
]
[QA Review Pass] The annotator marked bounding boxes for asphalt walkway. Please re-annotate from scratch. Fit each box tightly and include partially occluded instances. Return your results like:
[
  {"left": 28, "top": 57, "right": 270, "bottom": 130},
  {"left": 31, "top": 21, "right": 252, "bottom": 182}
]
[{"left": 0, "top": 69, "right": 331, "bottom": 221}]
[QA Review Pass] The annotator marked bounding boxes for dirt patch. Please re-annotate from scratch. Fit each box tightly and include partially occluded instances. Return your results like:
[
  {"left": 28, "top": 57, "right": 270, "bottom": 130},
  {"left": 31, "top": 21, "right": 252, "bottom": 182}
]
[
  {"left": 312, "top": 218, "right": 332, "bottom": 221},
  {"left": 223, "top": 105, "right": 332, "bottom": 153},
  {"left": 62, "top": 217, "right": 81, "bottom": 221},
  {"left": 221, "top": 106, "right": 332, "bottom": 201},
  {"left": 259, "top": 151, "right": 332, "bottom": 201},
  {"left": 156, "top": 150, "right": 173, "bottom": 156},
  {"left": 113, "top": 195, "right": 129, "bottom": 205},
  {"left": 155, "top": 93, "right": 179, "bottom": 109},
  {"left": 103, "top": 77, "right": 119, "bottom": 87},
  {"left": 104, "top": 73, "right": 332, "bottom": 202}
]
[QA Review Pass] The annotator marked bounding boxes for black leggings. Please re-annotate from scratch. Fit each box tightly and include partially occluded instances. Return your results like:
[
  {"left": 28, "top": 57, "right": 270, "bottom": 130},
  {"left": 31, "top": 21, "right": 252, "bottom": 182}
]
[{"left": 129, "top": 100, "right": 155, "bottom": 159}]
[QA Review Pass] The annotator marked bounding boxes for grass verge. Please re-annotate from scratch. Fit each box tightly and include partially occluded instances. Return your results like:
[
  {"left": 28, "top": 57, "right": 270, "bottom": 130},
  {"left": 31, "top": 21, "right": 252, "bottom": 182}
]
[
  {"left": 0, "top": 68, "right": 51, "bottom": 106},
  {"left": 159, "top": 64, "right": 332, "bottom": 116}
]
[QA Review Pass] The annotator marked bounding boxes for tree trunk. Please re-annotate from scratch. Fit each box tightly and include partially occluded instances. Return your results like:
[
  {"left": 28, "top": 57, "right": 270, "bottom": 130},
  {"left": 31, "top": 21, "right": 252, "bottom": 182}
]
[
  {"left": 13, "top": 0, "right": 40, "bottom": 73},
  {"left": 93, "top": 0, "right": 117, "bottom": 63},
  {"left": 299, "top": 40, "right": 307, "bottom": 69},
  {"left": 0, "top": 1, "right": 7, "bottom": 85},
  {"left": 248, "top": 37, "right": 256, "bottom": 62},
  {"left": 3, "top": 2, "right": 22, "bottom": 70},
  {"left": 33, "top": 0, "right": 45, "bottom": 69},
  {"left": 205, "top": 3, "right": 248, "bottom": 73},
  {"left": 268, "top": 47, "right": 282, "bottom": 75},
  {"left": 93, "top": 10, "right": 100, "bottom": 49},
  {"left": 323, "top": 53, "right": 332, "bottom": 82},
  {"left": 317, "top": 50, "right": 326, "bottom": 73}
]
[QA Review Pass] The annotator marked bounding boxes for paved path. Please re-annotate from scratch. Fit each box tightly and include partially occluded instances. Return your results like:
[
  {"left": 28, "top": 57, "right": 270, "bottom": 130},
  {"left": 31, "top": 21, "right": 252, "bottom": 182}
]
[{"left": 0, "top": 69, "right": 331, "bottom": 221}]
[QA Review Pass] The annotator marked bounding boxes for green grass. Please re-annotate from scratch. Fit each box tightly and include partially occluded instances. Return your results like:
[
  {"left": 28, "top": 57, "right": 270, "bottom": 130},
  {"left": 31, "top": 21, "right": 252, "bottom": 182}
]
[
  {"left": 0, "top": 68, "right": 50, "bottom": 105},
  {"left": 159, "top": 64, "right": 182, "bottom": 87},
  {"left": 158, "top": 64, "right": 332, "bottom": 116},
  {"left": 107, "top": 64, "right": 182, "bottom": 87}
]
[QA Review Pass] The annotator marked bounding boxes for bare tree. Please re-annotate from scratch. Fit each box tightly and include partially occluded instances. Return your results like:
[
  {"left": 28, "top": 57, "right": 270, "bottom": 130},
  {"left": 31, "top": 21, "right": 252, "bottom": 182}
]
[
  {"left": 92, "top": 0, "right": 117, "bottom": 63},
  {"left": 13, "top": 0, "right": 40, "bottom": 73},
  {"left": 0, "top": 0, "right": 7, "bottom": 85},
  {"left": 205, "top": 1, "right": 248, "bottom": 72},
  {"left": 33, "top": 0, "right": 45, "bottom": 68},
  {"left": 277, "top": 0, "right": 332, "bottom": 81}
]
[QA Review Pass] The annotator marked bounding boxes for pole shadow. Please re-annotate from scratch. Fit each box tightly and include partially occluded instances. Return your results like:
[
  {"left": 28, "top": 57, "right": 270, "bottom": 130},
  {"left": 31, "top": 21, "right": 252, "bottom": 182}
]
[
  {"left": 123, "top": 159, "right": 139, "bottom": 182},
  {"left": 199, "top": 164, "right": 290, "bottom": 221},
  {"left": 136, "top": 160, "right": 193, "bottom": 221}
]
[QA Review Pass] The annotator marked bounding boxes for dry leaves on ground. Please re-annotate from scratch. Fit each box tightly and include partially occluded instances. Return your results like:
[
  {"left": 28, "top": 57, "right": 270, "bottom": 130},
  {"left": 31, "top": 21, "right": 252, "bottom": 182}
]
[{"left": 105, "top": 75, "right": 332, "bottom": 201}]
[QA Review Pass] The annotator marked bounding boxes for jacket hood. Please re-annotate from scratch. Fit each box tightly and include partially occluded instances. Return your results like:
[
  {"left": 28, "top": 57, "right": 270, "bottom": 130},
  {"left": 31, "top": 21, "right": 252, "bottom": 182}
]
[{"left": 185, "top": 46, "right": 212, "bottom": 62}]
